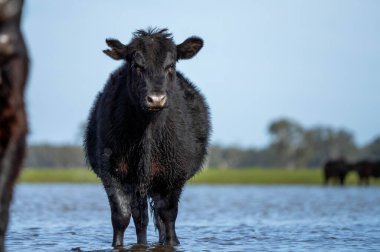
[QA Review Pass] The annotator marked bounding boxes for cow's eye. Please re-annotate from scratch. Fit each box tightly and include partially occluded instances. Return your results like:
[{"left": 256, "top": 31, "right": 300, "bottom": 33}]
[
  {"left": 133, "top": 63, "right": 145, "bottom": 73},
  {"left": 166, "top": 64, "right": 175, "bottom": 73}
]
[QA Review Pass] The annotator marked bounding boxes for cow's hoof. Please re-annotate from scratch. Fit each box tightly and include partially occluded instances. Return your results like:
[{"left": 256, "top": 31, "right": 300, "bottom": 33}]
[{"left": 165, "top": 239, "right": 180, "bottom": 246}]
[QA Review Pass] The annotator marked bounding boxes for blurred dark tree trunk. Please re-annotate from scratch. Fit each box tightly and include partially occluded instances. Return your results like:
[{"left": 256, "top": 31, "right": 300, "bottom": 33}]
[{"left": 0, "top": 0, "right": 28, "bottom": 251}]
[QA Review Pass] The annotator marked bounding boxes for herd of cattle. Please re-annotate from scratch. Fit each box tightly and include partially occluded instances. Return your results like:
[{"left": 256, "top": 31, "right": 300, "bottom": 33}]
[{"left": 324, "top": 159, "right": 380, "bottom": 185}]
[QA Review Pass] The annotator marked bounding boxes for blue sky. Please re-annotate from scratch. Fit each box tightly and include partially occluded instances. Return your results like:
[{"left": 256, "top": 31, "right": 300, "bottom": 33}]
[{"left": 22, "top": 0, "right": 380, "bottom": 147}]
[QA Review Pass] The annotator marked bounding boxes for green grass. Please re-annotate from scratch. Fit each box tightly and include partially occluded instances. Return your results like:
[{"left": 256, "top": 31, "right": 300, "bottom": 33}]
[
  {"left": 190, "top": 168, "right": 324, "bottom": 184},
  {"left": 191, "top": 168, "right": 379, "bottom": 185},
  {"left": 18, "top": 167, "right": 380, "bottom": 185},
  {"left": 19, "top": 168, "right": 100, "bottom": 183}
]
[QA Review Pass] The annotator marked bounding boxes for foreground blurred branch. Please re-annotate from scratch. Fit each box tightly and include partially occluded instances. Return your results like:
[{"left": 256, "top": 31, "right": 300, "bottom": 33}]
[{"left": 0, "top": 0, "right": 28, "bottom": 251}]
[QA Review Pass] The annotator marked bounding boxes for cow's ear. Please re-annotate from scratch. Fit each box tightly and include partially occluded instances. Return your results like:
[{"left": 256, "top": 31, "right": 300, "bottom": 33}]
[
  {"left": 177, "top": 36, "right": 203, "bottom": 60},
  {"left": 103, "top": 38, "right": 128, "bottom": 60}
]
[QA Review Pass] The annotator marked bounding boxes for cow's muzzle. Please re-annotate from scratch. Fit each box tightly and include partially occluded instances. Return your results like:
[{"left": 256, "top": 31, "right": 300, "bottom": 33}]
[{"left": 145, "top": 94, "right": 167, "bottom": 111}]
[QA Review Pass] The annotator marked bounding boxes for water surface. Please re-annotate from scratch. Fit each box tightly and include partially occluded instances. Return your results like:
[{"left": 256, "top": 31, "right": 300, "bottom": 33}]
[{"left": 6, "top": 184, "right": 380, "bottom": 251}]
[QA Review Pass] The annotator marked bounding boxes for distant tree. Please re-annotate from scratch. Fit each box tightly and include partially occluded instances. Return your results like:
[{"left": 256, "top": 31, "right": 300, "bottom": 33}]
[
  {"left": 300, "top": 127, "right": 331, "bottom": 167},
  {"left": 208, "top": 145, "right": 254, "bottom": 168},
  {"left": 268, "top": 118, "right": 304, "bottom": 168},
  {"left": 360, "top": 136, "right": 380, "bottom": 160},
  {"left": 24, "top": 144, "right": 85, "bottom": 168},
  {"left": 328, "top": 129, "right": 357, "bottom": 161},
  {"left": 209, "top": 145, "right": 269, "bottom": 168},
  {"left": 299, "top": 127, "right": 357, "bottom": 167},
  {"left": 23, "top": 121, "right": 376, "bottom": 169}
]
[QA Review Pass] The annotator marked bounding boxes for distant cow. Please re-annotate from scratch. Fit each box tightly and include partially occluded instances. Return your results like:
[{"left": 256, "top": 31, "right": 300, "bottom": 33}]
[
  {"left": 84, "top": 28, "right": 210, "bottom": 247},
  {"left": 323, "top": 159, "right": 352, "bottom": 185},
  {"left": 355, "top": 160, "right": 380, "bottom": 185},
  {"left": 0, "top": 0, "right": 28, "bottom": 251}
]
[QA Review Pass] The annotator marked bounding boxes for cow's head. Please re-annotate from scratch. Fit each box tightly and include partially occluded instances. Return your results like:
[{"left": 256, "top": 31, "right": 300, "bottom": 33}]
[
  {"left": 0, "top": 0, "right": 24, "bottom": 65},
  {"left": 103, "top": 28, "right": 203, "bottom": 112}
]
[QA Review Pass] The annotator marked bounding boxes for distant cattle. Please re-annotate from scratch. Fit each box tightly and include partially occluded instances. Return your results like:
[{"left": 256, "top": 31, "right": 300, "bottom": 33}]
[
  {"left": 354, "top": 160, "right": 380, "bottom": 185},
  {"left": 0, "top": 0, "right": 29, "bottom": 251},
  {"left": 84, "top": 28, "right": 210, "bottom": 247},
  {"left": 323, "top": 159, "right": 353, "bottom": 186}
]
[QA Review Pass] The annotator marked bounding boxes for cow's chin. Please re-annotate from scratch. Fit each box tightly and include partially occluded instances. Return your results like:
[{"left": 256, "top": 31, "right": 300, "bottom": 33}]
[{"left": 142, "top": 106, "right": 167, "bottom": 112}]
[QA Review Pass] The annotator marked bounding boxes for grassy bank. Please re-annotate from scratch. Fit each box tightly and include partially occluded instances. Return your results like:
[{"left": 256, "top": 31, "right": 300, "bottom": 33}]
[
  {"left": 19, "top": 168, "right": 100, "bottom": 183},
  {"left": 190, "top": 168, "right": 373, "bottom": 185},
  {"left": 18, "top": 167, "right": 380, "bottom": 185}
]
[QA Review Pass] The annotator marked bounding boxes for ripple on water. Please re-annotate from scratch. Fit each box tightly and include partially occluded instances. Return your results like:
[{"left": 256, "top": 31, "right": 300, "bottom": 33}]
[{"left": 5, "top": 184, "right": 380, "bottom": 252}]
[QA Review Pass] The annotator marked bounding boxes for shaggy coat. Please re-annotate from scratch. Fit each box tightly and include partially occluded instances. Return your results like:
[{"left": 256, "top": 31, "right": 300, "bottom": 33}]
[
  {"left": 84, "top": 28, "right": 210, "bottom": 247},
  {"left": 0, "top": 1, "right": 28, "bottom": 251}
]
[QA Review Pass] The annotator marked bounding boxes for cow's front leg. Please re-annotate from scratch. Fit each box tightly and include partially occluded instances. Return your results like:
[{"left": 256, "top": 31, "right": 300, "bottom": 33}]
[
  {"left": 103, "top": 178, "right": 132, "bottom": 248},
  {"left": 131, "top": 195, "right": 149, "bottom": 244},
  {"left": 152, "top": 189, "right": 182, "bottom": 246}
]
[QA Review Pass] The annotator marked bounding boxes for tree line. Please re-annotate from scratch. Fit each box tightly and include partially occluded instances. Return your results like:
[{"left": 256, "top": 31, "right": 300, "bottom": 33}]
[
  {"left": 24, "top": 118, "right": 380, "bottom": 169},
  {"left": 209, "top": 118, "right": 380, "bottom": 168}
]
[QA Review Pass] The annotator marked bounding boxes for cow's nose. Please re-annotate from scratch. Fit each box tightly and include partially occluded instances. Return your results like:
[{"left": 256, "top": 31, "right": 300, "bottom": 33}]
[{"left": 146, "top": 94, "right": 167, "bottom": 109}]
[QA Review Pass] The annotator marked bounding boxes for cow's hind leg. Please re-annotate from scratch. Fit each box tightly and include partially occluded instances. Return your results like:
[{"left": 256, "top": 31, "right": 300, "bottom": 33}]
[
  {"left": 152, "top": 189, "right": 182, "bottom": 246},
  {"left": 131, "top": 196, "right": 148, "bottom": 244},
  {"left": 154, "top": 209, "right": 166, "bottom": 244},
  {"left": 103, "top": 178, "right": 132, "bottom": 248},
  {"left": 339, "top": 174, "right": 346, "bottom": 186}
]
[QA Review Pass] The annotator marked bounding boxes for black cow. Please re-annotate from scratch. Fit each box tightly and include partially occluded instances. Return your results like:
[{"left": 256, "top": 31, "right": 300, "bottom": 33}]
[
  {"left": 323, "top": 159, "right": 352, "bottom": 186},
  {"left": 355, "top": 160, "right": 380, "bottom": 185},
  {"left": 0, "top": 0, "right": 29, "bottom": 251},
  {"left": 84, "top": 28, "right": 210, "bottom": 247}
]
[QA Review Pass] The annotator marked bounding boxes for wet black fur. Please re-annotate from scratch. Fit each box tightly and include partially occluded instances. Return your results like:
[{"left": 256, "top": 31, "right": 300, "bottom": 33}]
[{"left": 84, "top": 28, "right": 210, "bottom": 247}]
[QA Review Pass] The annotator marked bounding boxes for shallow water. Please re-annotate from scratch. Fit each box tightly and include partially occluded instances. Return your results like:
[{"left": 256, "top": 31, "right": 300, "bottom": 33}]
[{"left": 5, "top": 184, "right": 380, "bottom": 251}]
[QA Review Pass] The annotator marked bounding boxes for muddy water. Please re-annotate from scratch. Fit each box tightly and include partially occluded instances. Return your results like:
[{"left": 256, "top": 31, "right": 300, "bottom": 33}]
[{"left": 6, "top": 184, "right": 380, "bottom": 251}]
